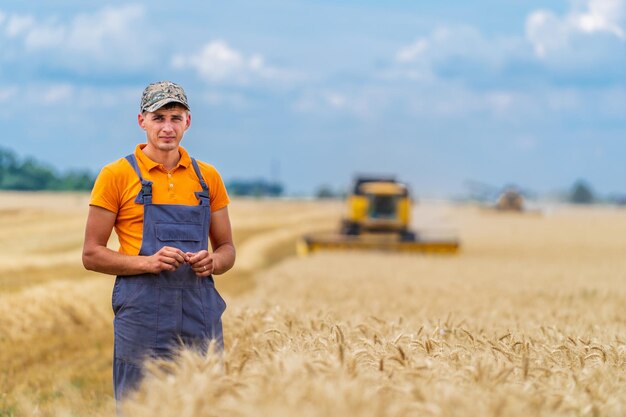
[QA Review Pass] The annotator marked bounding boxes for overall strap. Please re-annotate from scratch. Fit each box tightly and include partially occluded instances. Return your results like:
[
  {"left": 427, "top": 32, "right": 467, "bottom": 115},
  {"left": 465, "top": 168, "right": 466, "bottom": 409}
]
[
  {"left": 124, "top": 154, "right": 153, "bottom": 205},
  {"left": 191, "top": 158, "right": 210, "bottom": 205}
]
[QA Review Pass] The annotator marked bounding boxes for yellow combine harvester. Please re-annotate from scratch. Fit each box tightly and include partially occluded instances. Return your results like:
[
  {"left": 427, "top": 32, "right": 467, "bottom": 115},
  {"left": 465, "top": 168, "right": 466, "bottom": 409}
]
[{"left": 298, "top": 176, "right": 459, "bottom": 255}]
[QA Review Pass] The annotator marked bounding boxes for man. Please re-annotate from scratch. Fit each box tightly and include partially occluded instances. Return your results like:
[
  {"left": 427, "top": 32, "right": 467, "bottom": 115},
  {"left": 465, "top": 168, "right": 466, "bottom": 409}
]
[{"left": 82, "top": 81, "right": 236, "bottom": 402}]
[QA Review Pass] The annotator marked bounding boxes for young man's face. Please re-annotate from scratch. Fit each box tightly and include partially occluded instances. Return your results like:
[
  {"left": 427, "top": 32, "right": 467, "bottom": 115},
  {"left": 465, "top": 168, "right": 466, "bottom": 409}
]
[{"left": 138, "top": 105, "right": 191, "bottom": 153}]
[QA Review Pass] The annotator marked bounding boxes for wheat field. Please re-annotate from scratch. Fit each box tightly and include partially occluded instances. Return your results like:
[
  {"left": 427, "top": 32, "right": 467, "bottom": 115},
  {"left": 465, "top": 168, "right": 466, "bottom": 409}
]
[{"left": 1, "top": 192, "right": 625, "bottom": 416}]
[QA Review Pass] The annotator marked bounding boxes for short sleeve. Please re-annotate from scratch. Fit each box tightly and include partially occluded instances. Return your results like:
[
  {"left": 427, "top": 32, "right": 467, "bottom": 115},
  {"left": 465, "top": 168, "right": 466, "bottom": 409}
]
[
  {"left": 90, "top": 166, "right": 120, "bottom": 214},
  {"left": 201, "top": 164, "right": 230, "bottom": 212}
]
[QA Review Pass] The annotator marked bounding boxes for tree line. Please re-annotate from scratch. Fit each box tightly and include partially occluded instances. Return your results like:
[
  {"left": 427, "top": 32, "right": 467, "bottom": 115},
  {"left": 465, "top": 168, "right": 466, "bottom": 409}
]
[
  {"left": 0, "top": 147, "right": 95, "bottom": 191},
  {"left": 0, "top": 147, "right": 285, "bottom": 195},
  {"left": 0, "top": 145, "right": 609, "bottom": 202}
]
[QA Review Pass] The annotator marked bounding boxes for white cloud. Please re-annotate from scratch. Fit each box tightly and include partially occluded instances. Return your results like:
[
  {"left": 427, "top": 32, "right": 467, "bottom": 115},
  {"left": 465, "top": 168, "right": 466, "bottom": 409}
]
[
  {"left": 393, "top": 26, "right": 525, "bottom": 78},
  {"left": 291, "top": 76, "right": 601, "bottom": 130},
  {"left": 200, "top": 91, "right": 251, "bottom": 109},
  {"left": 1, "top": 5, "right": 149, "bottom": 71},
  {"left": 393, "top": 0, "right": 626, "bottom": 69},
  {"left": 39, "top": 84, "right": 73, "bottom": 105},
  {"left": 485, "top": 92, "right": 515, "bottom": 114},
  {"left": 293, "top": 89, "right": 379, "bottom": 118},
  {"left": 0, "top": 85, "right": 18, "bottom": 102},
  {"left": 23, "top": 24, "right": 65, "bottom": 49},
  {"left": 5, "top": 15, "right": 35, "bottom": 38},
  {"left": 396, "top": 39, "right": 429, "bottom": 63},
  {"left": 525, "top": 12, "right": 566, "bottom": 57},
  {"left": 577, "top": 0, "right": 625, "bottom": 37},
  {"left": 172, "top": 41, "right": 247, "bottom": 83},
  {"left": 11, "top": 84, "right": 139, "bottom": 110},
  {"left": 172, "top": 40, "right": 298, "bottom": 85},
  {"left": 526, "top": 0, "right": 625, "bottom": 57},
  {"left": 26, "top": 5, "right": 144, "bottom": 53},
  {"left": 324, "top": 92, "right": 348, "bottom": 109},
  {"left": 545, "top": 89, "right": 581, "bottom": 111},
  {"left": 301, "top": 0, "right": 624, "bottom": 129},
  {"left": 389, "top": 0, "right": 625, "bottom": 91},
  {"left": 514, "top": 135, "right": 538, "bottom": 152}
]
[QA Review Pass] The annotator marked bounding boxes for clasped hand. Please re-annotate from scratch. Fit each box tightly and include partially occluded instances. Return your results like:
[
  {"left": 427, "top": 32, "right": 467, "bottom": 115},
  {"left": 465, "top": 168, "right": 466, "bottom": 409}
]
[{"left": 147, "top": 246, "right": 214, "bottom": 277}]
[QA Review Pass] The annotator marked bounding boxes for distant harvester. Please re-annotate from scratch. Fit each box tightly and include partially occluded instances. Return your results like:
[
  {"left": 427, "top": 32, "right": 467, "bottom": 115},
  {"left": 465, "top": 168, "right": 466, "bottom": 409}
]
[
  {"left": 496, "top": 188, "right": 525, "bottom": 211},
  {"left": 298, "top": 175, "right": 460, "bottom": 255}
]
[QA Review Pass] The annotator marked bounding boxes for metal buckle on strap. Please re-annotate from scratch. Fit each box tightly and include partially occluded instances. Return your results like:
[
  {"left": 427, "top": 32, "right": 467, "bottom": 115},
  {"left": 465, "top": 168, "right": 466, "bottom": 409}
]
[
  {"left": 142, "top": 183, "right": 153, "bottom": 197},
  {"left": 195, "top": 189, "right": 209, "bottom": 200}
]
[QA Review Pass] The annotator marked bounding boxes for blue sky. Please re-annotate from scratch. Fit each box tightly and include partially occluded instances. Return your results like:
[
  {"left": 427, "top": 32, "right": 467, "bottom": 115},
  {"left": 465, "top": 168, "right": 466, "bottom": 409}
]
[{"left": 1, "top": 0, "right": 625, "bottom": 197}]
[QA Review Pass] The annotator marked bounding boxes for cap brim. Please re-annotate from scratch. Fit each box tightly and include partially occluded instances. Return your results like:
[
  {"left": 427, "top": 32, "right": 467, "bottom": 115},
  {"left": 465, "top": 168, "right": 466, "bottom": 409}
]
[{"left": 142, "top": 98, "right": 190, "bottom": 113}]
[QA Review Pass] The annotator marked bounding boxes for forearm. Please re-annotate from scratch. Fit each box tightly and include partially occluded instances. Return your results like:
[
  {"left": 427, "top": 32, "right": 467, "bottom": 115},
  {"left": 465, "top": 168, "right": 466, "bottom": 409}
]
[
  {"left": 82, "top": 245, "right": 151, "bottom": 276},
  {"left": 211, "top": 243, "right": 236, "bottom": 275}
]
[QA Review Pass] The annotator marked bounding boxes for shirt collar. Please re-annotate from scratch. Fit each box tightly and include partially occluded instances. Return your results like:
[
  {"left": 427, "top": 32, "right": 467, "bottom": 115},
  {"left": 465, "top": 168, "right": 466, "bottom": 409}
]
[{"left": 134, "top": 144, "right": 192, "bottom": 172}]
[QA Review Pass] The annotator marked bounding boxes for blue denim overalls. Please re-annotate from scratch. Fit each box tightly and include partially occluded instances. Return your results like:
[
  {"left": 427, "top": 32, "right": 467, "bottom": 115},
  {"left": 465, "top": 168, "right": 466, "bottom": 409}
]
[{"left": 112, "top": 154, "right": 226, "bottom": 401}]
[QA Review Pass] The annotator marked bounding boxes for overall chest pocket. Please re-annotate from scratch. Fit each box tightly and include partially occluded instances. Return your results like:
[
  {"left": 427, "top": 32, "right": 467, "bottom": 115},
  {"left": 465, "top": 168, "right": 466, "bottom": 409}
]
[{"left": 155, "top": 222, "right": 204, "bottom": 245}]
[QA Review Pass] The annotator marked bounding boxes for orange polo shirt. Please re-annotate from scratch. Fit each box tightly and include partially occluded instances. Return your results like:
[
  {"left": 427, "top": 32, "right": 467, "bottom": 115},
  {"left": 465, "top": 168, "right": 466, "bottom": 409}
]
[{"left": 90, "top": 144, "right": 230, "bottom": 255}]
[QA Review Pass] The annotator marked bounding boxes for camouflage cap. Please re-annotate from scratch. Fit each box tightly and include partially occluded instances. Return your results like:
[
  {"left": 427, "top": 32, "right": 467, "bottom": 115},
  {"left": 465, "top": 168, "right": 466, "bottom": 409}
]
[{"left": 140, "top": 81, "right": 190, "bottom": 113}]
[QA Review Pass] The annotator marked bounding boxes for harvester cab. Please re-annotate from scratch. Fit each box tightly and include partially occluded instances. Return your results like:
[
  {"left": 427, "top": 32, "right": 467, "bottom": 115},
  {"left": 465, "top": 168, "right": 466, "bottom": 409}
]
[
  {"left": 298, "top": 176, "right": 459, "bottom": 255},
  {"left": 341, "top": 176, "right": 415, "bottom": 241}
]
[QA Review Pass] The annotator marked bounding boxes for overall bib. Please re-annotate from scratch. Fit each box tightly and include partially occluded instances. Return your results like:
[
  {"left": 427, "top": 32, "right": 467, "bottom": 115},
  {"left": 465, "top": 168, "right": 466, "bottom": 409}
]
[{"left": 112, "top": 154, "right": 226, "bottom": 401}]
